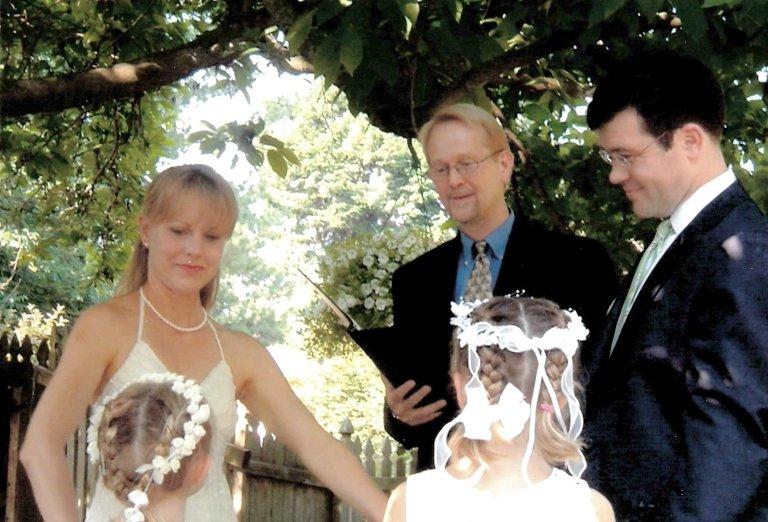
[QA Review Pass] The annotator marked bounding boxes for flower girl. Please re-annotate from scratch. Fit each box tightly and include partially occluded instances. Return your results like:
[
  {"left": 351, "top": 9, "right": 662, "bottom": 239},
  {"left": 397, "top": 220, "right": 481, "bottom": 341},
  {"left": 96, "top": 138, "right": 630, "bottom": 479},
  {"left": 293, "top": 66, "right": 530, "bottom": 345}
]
[
  {"left": 87, "top": 373, "right": 213, "bottom": 522},
  {"left": 385, "top": 296, "right": 614, "bottom": 521}
]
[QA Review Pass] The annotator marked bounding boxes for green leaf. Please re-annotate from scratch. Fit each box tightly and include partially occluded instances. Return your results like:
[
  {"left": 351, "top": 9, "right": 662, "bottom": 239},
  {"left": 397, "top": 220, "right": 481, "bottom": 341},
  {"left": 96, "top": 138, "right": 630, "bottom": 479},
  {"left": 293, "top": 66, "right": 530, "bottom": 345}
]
[
  {"left": 396, "top": 0, "right": 419, "bottom": 37},
  {"left": 187, "top": 130, "right": 212, "bottom": 142},
  {"left": 287, "top": 10, "right": 315, "bottom": 56},
  {"left": 282, "top": 147, "right": 300, "bottom": 165},
  {"left": 674, "top": 0, "right": 708, "bottom": 42},
  {"left": 588, "top": 0, "right": 629, "bottom": 27},
  {"left": 701, "top": 0, "right": 738, "bottom": 7},
  {"left": 635, "top": 0, "right": 664, "bottom": 19},
  {"left": 340, "top": 29, "right": 364, "bottom": 74},
  {"left": 260, "top": 134, "right": 285, "bottom": 148},
  {"left": 316, "top": 0, "right": 348, "bottom": 25},
  {"left": 313, "top": 37, "right": 341, "bottom": 85},
  {"left": 267, "top": 149, "right": 288, "bottom": 177},
  {"left": 201, "top": 120, "right": 217, "bottom": 131}
]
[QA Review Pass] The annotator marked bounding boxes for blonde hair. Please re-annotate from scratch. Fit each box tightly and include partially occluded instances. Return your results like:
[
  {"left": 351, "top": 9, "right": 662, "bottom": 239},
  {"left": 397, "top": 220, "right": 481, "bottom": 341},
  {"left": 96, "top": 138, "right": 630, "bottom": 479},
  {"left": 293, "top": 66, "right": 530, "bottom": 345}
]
[
  {"left": 117, "top": 164, "right": 239, "bottom": 309},
  {"left": 448, "top": 297, "right": 583, "bottom": 474},
  {"left": 96, "top": 381, "right": 212, "bottom": 513},
  {"left": 417, "top": 103, "right": 511, "bottom": 161}
]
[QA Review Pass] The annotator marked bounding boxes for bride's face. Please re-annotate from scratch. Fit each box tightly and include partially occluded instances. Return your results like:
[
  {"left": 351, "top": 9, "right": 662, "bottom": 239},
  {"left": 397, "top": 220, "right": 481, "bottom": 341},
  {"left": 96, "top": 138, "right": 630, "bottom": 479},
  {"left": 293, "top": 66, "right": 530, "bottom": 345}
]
[{"left": 141, "top": 192, "right": 229, "bottom": 295}]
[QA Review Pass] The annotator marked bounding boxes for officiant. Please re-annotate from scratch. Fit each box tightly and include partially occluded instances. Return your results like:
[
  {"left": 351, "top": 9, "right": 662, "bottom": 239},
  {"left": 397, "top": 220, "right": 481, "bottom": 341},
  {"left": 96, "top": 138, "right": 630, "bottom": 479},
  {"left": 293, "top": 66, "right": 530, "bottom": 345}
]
[{"left": 354, "top": 103, "right": 617, "bottom": 470}]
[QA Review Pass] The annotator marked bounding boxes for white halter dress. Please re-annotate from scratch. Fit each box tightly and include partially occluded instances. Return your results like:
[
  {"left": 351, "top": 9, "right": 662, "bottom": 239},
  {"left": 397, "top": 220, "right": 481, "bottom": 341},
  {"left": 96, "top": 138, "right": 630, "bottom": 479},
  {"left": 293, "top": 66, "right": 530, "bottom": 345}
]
[
  {"left": 85, "top": 297, "right": 237, "bottom": 521},
  {"left": 405, "top": 467, "right": 598, "bottom": 521}
]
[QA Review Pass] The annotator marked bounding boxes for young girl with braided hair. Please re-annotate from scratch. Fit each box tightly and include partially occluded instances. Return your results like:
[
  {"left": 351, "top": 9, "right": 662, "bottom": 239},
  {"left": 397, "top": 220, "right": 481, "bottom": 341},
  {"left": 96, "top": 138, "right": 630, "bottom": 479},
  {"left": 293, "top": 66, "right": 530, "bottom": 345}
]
[
  {"left": 89, "top": 373, "right": 213, "bottom": 522},
  {"left": 384, "top": 296, "right": 614, "bottom": 521}
]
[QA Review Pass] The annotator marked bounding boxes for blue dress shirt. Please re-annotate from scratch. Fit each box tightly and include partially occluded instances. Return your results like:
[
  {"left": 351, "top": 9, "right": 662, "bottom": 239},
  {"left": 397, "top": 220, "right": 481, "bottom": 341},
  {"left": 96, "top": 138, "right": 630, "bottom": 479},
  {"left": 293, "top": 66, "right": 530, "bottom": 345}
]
[{"left": 453, "top": 212, "right": 515, "bottom": 301}]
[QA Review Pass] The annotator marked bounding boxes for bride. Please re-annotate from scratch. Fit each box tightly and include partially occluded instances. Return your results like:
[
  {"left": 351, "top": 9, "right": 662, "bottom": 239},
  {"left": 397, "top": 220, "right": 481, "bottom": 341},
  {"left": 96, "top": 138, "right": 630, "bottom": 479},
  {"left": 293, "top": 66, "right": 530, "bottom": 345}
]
[{"left": 21, "top": 164, "right": 387, "bottom": 521}]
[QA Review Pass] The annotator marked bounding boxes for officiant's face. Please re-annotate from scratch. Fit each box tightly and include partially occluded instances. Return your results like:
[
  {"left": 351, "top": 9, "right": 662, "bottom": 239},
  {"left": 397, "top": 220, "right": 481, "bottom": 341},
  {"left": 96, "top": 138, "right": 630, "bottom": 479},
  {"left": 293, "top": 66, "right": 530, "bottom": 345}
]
[{"left": 424, "top": 120, "right": 512, "bottom": 235}]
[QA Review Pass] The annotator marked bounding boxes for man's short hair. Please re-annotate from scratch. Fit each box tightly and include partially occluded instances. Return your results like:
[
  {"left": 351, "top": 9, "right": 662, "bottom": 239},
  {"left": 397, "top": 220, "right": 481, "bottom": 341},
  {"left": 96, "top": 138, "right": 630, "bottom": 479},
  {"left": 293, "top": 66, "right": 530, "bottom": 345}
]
[
  {"left": 586, "top": 51, "right": 725, "bottom": 140},
  {"left": 418, "top": 103, "right": 511, "bottom": 161}
]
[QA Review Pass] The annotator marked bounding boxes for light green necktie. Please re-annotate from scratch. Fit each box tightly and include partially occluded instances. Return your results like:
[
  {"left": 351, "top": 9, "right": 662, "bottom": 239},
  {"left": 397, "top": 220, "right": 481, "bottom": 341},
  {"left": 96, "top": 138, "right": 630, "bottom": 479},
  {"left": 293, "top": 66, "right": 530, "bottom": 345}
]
[{"left": 610, "top": 219, "right": 674, "bottom": 353}]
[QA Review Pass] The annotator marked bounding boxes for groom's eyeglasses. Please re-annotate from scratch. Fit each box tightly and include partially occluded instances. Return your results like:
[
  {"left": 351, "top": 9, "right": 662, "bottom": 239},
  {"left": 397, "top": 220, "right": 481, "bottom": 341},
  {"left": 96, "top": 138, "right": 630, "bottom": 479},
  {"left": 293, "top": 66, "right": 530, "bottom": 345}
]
[{"left": 598, "top": 130, "right": 671, "bottom": 166}]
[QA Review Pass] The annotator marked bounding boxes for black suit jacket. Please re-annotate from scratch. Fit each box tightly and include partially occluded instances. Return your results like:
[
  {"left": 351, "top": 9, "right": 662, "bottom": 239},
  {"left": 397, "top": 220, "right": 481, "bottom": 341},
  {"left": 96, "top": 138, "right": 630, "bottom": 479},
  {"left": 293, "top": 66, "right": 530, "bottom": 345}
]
[
  {"left": 380, "top": 215, "right": 617, "bottom": 470},
  {"left": 584, "top": 183, "right": 768, "bottom": 521}
]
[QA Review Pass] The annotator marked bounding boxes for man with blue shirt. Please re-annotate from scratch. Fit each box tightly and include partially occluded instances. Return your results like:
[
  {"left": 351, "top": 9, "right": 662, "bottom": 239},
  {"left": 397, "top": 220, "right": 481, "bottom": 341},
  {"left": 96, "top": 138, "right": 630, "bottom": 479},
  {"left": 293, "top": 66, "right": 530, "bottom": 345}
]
[{"left": 377, "top": 103, "right": 617, "bottom": 469}]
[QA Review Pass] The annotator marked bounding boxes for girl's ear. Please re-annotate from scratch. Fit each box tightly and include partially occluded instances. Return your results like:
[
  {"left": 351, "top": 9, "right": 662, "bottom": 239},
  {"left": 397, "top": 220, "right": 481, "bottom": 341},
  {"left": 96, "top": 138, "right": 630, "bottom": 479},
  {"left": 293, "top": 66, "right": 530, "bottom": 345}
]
[
  {"left": 452, "top": 372, "right": 468, "bottom": 408},
  {"left": 184, "top": 452, "right": 211, "bottom": 494}
]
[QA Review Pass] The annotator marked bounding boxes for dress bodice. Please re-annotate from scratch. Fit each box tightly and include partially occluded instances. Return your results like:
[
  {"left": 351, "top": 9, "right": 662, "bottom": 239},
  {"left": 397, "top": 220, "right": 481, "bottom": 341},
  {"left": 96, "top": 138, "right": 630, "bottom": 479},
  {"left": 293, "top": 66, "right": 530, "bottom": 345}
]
[
  {"left": 405, "top": 467, "right": 599, "bottom": 521},
  {"left": 84, "top": 298, "right": 237, "bottom": 521}
]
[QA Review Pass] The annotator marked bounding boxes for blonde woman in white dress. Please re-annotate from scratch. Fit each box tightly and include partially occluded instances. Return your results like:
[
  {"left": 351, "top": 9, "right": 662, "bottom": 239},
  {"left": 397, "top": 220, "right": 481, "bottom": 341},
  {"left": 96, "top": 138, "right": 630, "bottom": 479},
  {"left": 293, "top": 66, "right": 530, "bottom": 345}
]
[
  {"left": 385, "top": 297, "right": 614, "bottom": 522},
  {"left": 21, "top": 164, "right": 387, "bottom": 521}
]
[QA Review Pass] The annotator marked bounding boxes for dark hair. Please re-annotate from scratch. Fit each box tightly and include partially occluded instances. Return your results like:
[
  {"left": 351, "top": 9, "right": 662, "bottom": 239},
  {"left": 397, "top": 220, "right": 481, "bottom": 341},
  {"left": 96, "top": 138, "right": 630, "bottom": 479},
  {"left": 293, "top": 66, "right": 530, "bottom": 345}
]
[
  {"left": 587, "top": 51, "right": 725, "bottom": 145},
  {"left": 448, "top": 297, "right": 583, "bottom": 472}
]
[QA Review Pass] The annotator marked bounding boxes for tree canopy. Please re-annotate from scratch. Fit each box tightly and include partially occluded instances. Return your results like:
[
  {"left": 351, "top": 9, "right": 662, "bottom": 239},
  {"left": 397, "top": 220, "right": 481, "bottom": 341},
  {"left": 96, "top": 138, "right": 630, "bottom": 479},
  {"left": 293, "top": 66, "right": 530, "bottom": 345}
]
[{"left": 2, "top": 0, "right": 768, "bottom": 319}]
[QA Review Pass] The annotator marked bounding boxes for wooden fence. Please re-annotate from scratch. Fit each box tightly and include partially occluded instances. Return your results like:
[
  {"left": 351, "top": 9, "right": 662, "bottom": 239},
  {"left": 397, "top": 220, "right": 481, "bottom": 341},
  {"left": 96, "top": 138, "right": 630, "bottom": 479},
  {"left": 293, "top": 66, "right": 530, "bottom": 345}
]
[{"left": 1, "top": 329, "right": 416, "bottom": 521}]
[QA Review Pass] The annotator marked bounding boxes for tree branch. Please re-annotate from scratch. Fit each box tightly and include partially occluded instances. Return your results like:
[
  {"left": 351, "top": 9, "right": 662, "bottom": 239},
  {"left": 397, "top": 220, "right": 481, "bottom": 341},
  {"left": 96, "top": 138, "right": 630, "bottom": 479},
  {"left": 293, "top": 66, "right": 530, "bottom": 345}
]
[
  {"left": 1, "top": 15, "right": 273, "bottom": 118},
  {"left": 433, "top": 28, "right": 583, "bottom": 112}
]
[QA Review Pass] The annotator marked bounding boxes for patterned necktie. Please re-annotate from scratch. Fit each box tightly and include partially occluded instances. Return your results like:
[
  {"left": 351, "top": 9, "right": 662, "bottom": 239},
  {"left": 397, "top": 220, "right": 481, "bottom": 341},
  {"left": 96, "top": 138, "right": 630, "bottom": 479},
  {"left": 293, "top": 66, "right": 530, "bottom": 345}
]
[
  {"left": 463, "top": 241, "right": 493, "bottom": 302},
  {"left": 610, "top": 219, "right": 675, "bottom": 353}
]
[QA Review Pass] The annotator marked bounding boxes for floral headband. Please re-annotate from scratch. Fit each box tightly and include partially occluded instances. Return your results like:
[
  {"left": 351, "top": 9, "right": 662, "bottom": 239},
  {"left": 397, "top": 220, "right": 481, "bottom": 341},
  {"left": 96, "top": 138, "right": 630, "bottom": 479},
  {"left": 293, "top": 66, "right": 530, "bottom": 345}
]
[
  {"left": 87, "top": 373, "right": 211, "bottom": 522},
  {"left": 434, "top": 298, "right": 588, "bottom": 485}
]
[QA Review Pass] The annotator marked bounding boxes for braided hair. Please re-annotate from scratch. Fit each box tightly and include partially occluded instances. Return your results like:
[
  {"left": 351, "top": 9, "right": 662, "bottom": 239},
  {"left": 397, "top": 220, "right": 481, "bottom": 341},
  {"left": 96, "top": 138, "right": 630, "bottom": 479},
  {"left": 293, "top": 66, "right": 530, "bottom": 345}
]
[
  {"left": 447, "top": 297, "right": 584, "bottom": 473},
  {"left": 96, "top": 381, "right": 212, "bottom": 514}
]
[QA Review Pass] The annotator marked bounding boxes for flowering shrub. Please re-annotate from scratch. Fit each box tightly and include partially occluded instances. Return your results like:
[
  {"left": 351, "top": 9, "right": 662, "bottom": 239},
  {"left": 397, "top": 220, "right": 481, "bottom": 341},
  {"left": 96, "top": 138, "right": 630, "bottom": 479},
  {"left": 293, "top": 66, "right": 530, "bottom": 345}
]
[
  {"left": 12, "top": 303, "right": 69, "bottom": 343},
  {"left": 302, "top": 226, "right": 442, "bottom": 357}
]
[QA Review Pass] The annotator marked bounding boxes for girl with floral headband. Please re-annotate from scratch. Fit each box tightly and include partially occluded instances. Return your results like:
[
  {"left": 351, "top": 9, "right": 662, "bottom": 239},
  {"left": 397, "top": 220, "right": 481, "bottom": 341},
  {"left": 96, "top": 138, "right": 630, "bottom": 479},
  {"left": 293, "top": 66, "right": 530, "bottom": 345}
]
[
  {"left": 90, "top": 373, "right": 212, "bottom": 522},
  {"left": 21, "top": 165, "right": 387, "bottom": 521},
  {"left": 384, "top": 296, "right": 615, "bottom": 521}
]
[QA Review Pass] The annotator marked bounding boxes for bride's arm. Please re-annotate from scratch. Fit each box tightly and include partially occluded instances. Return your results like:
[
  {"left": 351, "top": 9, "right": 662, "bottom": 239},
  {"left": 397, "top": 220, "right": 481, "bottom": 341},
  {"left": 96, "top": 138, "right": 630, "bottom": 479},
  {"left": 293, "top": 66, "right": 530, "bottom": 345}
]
[
  {"left": 231, "top": 331, "right": 387, "bottom": 522},
  {"left": 20, "top": 305, "right": 118, "bottom": 521}
]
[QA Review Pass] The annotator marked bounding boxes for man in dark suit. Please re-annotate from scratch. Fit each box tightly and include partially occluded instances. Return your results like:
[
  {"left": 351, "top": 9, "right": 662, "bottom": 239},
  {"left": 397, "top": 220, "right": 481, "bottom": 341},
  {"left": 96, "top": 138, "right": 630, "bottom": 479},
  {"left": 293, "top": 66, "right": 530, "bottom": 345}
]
[
  {"left": 370, "top": 103, "right": 617, "bottom": 470},
  {"left": 584, "top": 52, "right": 768, "bottom": 520}
]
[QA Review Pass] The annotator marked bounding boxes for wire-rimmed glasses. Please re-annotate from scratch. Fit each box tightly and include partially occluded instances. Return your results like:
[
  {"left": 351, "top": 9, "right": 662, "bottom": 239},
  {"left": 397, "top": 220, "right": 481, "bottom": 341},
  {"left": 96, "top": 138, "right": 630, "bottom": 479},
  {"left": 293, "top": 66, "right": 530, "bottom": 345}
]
[
  {"left": 426, "top": 150, "right": 504, "bottom": 180},
  {"left": 598, "top": 130, "right": 671, "bottom": 166}
]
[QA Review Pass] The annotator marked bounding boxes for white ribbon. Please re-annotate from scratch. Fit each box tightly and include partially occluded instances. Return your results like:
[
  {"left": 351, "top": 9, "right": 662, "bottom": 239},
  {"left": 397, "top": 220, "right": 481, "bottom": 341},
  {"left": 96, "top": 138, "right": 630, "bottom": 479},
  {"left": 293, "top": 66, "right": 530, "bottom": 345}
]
[{"left": 435, "top": 299, "right": 589, "bottom": 484}]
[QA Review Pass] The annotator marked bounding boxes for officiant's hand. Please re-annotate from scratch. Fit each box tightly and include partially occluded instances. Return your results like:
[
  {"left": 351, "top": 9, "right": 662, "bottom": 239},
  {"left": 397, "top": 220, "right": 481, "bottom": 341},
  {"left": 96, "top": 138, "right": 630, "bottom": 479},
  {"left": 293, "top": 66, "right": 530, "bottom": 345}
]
[{"left": 382, "top": 376, "right": 447, "bottom": 426}]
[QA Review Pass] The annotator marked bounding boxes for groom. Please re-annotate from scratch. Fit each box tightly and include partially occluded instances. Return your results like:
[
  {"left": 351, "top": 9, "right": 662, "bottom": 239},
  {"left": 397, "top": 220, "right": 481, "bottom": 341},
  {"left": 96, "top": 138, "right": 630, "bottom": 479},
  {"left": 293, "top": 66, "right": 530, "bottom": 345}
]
[
  {"left": 584, "top": 51, "right": 768, "bottom": 520},
  {"left": 365, "top": 103, "right": 617, "bottom": 470}
]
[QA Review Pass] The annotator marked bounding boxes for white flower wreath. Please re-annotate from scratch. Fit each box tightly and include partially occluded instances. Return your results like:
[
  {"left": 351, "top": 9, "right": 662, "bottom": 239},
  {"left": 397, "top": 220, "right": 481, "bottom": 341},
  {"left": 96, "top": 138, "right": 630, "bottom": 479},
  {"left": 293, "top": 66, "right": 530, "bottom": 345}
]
[{"left": 86, "top": 372, "right": 210, "bottom": 522}]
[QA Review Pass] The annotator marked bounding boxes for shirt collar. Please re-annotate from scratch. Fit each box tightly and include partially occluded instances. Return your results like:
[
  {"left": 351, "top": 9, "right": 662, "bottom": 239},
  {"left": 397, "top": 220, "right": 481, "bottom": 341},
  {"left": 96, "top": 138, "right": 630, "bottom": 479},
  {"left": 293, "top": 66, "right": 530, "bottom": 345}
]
[
  {"left": 669, "top": 167, "right": 736, "bottom": 234},
  {"left": 460, "top": 211, "right": 515, "bottom": 260}
]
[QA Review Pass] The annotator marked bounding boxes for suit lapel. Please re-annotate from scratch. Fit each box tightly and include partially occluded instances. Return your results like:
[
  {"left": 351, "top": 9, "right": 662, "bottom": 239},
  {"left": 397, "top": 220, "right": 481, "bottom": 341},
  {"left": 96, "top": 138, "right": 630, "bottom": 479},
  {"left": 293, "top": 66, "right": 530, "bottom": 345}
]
[
  {"left": 437, "top": 234, "right": 462, "bottom": 322},
  {"left": 494, "top": 215, "right": 531, "bottom": 295},
  {"left": 611, "top": 183, "right": 747, "bottom": 357}
]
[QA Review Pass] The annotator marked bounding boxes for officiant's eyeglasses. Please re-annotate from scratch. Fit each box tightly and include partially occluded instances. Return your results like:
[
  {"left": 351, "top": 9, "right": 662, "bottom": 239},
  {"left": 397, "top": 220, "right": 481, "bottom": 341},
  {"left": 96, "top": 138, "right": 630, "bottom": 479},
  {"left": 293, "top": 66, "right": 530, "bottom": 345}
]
[
  {"left": 598, "top": 130, "right": 671, "bottom": 166},
  {"left": 426, "top": 150, "right": 504, "bottom": 180}
]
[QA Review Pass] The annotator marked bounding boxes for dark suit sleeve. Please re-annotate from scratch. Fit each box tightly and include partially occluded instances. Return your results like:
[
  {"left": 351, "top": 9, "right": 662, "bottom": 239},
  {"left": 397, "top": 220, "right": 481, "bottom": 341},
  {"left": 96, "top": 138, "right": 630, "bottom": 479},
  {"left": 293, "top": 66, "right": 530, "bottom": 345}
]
[
  {"left": 384, "top": 268, "right": 420, "bottom": 448},
  {"left": 669, "top": 234, "right": 768, "bottom": 520}
]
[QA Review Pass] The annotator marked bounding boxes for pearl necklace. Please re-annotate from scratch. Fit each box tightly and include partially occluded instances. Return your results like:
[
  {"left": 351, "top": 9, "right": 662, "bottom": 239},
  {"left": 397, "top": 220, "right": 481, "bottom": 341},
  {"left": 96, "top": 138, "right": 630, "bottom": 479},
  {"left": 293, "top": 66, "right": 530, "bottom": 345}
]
[{"left": 140, "top": 288, "right": 208, "bottom": 333}]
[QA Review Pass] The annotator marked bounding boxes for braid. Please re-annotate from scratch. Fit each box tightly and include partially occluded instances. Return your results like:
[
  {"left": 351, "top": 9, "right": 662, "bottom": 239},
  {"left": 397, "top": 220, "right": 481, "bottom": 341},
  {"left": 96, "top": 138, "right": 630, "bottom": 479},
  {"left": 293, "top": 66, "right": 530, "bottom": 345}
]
[
  {"left": 477, "top": 347, "right": 514, "bottom": 405},
  {"left": 448, "top": 296, "right": 584, "bottom": 471},
  {"left": 95, "top": 381, "right": 213, "bottom": 513}
]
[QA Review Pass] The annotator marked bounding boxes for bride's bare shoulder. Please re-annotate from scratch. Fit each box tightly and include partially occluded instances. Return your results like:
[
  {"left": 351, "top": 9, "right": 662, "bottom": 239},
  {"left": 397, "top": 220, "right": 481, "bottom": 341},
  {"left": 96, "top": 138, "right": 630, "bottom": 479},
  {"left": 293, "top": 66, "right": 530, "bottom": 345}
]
[{"left": 71, "top": 293, "right": 138, "bottom": 340}]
